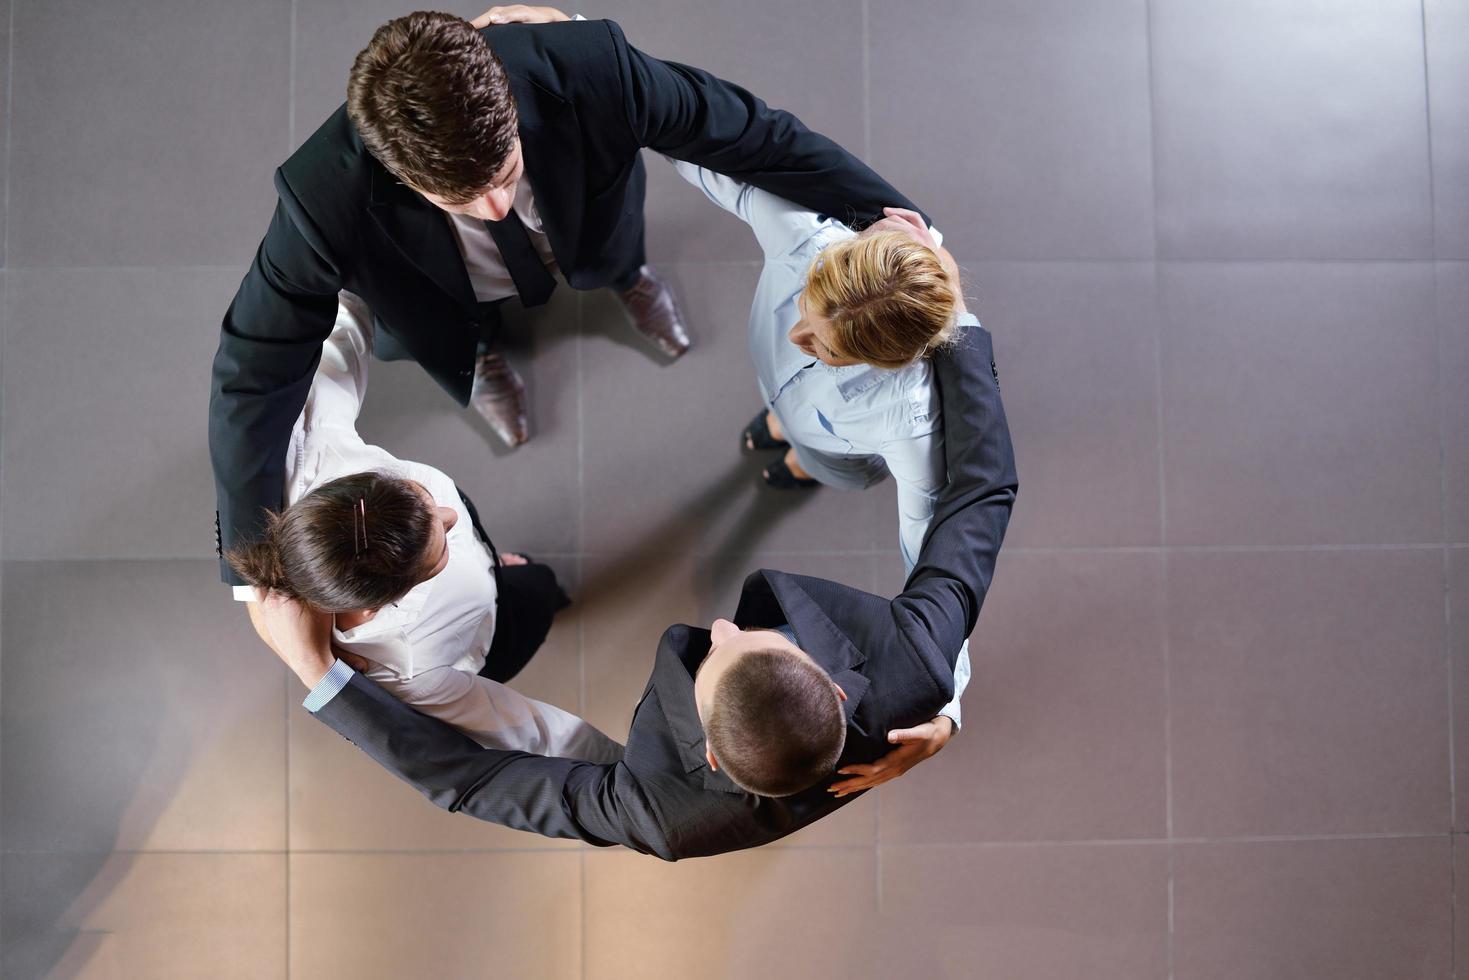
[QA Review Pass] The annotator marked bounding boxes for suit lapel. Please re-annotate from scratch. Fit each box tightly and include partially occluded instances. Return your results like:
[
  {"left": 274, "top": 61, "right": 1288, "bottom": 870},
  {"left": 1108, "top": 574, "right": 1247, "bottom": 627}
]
[
  {"left": 742, "top": 570, "right": 873, "bottom": 727},
  {"left": 650, "top": 626, "right": 746, "bottom": 795},
  {"left": 506, "top": 70, "right": 584, "bottom": 276},
  {"left": 366, "top": 163, "right": 476, "bottom": 310}
]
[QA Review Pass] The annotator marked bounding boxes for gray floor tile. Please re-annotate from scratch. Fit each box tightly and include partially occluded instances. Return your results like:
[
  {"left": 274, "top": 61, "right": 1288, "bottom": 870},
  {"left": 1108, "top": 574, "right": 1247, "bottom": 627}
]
[
  {"left": 972, "top": 262, "right": 1162, "bottom": 546},
  {"left": 1169, "top": 550, "right": 1449, "bottom": 837},
  {"left": 580, "top": 264, "right": 883, "bottom": 556},
  {"left": 0, "top": 268, "right": 238, "bottom": 560},
  {"left": 1441, "top": 263, "right": 1469, "bottom": 541},
  {"left": 585, "top": 847, "right": 879, "bottom": 980},
  {"left": 289, "top": 558, "right": 583, "bottom": 851},
  {"left": 1173, "top": 838, "right": 1451, "bottom": 980},
  {"left": 0, "top": 0, "right": 10, "bottom": 268},
  {"left": 292, "top": 0, "right": 409, "bottom": 147},
  {"left": 876, "top": 844, "right": 1169, "bottom": 979},
  {"left": 356, "top": 287, "right": 583, "bottom": 556},
  {"left": 870, "top": 0, "right": 1155, "bottom": 259},
  {"left": 1, "top": 559, "right": 286, "bottom": 852},
  {"left": 291, "top": 852, "right": 580, "bottom": 980},
  {"left": 881, "top": 551, "right": 1166, "bottom": 843},
  {"left": 1151, "top": 0, "right": 1433, "bottom": 259},
  {"left": 1428, "top": 0, "right": 1469, "bottom": 257},
  {"left": 7, "top": 0, "right": 289, "bottom": 267},
  {"left": 1159, "top": 263, "right": 1441, "bottom": 545},
  {"left": 598, "top": 0, "right": 866, "bottom": 263},
  {"left": 2, "top": 851, "right": 287, "bottom": 980}
]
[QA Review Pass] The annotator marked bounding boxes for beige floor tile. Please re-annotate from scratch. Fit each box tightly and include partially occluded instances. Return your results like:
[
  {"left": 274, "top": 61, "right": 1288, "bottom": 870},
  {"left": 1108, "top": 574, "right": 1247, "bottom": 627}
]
[
  {"left": 2, "top": 851, "right": 286, "bottom": 980},
  {"left": 585, "top": 847, "right": 878, "bottom": 980},
  {"left": 290, "top": 852, "right": 580, "bottom": 980},
  {"left": 2, "top": 561, "right": 286, "bottom": 852}
]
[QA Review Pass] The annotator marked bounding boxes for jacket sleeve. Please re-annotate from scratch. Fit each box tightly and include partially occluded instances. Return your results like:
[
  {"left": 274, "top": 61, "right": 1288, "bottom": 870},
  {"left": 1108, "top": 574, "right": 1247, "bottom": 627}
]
[
  {"left": 892, "top": 326, "right": 1018, "bottom": 680},
  {"left": 313, "top": 671, "right": 676, "bottom": 860},
  {"left": 607, "top": 20, "right": 924, "bottom": 229},
  {"left": 208, "top": 174, "right": 341, "bottom": 584}
]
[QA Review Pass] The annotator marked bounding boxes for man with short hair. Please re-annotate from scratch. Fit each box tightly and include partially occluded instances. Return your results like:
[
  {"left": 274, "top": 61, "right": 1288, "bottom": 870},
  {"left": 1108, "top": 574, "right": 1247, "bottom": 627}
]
[
  {"left": 209, "top": 7, "right": 928, "bottom": 587},
  {"left": 257, "top": 320, "right": 1016, "bottom": 860}
]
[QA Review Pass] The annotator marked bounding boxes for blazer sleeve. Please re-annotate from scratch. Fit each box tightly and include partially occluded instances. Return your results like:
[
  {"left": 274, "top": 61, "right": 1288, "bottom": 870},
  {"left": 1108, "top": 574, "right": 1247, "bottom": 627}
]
[
  {"left": 208, "top": 173, "right": 342, "bottom": 584},
  {"left": 607, "top": 20, "right": 924, "bottom": 229},
  {"left": 892, "top": 325, "right": 1018, "bottom": 681},
  {"left": 313, "top": 671, "right": 676, "bottom": 860}
]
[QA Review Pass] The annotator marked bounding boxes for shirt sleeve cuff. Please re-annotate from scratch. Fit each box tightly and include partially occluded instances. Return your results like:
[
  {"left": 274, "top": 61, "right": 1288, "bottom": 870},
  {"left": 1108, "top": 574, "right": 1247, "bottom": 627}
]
[
  {"left": 302, "top": 658, "right": 355, "bottom": 713},
  {"left": 232, "top": 585, "right": 261, "bottom": 603},
  {"left": 955, "top": 311, "right": 981, "bottom": 328}
]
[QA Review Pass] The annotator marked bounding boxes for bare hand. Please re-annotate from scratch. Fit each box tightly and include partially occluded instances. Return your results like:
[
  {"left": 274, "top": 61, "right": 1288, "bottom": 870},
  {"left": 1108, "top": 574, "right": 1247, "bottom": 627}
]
[
  {"left": 864, "top": 207, "right": 967, "bottom": 316},
  {"left": 863, "top": 206, "right": 939, "bottom": 252},
  {"left": 256, "top": 592, "right": 337, "bottom": 689},
  {"left": 827, "top": 716, "right": 954, "bottom": 797},
  {"left": 501, "top": 552, "right": 530, "bottom": 566},
  {"left": 471, "top": 5, "right": 571, "bottom": 27}
]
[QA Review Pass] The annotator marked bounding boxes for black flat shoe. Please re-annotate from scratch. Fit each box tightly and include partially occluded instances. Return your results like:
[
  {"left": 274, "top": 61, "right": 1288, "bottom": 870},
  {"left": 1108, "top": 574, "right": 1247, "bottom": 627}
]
[
  {"left": 762, "top": 455, "right": 819, "bottom": 490},
  {"left": 742, "top": 408, "right": 790, "bottom": 451}
]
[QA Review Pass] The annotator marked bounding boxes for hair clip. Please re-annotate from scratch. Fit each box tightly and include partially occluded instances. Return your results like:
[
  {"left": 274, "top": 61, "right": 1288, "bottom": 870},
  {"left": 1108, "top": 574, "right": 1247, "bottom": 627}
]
[{"left": 353, "top": 497, "right": 369, "bottom": 556}]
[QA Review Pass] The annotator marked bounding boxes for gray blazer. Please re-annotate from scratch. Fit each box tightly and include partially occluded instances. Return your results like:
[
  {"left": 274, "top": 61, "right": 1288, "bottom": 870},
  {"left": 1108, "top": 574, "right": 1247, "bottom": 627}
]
[{"left": 314, "top": 326, "right": 1017, "bottom": 860}]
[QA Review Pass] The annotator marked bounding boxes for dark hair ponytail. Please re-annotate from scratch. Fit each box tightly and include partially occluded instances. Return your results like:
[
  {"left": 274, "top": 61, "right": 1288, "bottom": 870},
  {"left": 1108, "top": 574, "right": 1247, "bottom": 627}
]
[
  {"left": 226, "top": 529, "right": 294, "bottom": 597},
  {"left": 226, "top": 472, "right": 435, "bottom": 612}
]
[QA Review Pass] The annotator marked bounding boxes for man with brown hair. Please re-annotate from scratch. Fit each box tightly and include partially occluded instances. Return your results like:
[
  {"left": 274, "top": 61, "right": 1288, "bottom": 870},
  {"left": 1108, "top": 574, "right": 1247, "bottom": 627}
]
[
  {"left": 209, "top": 6, "right": 927, "bottom": 588},
  {"left": 255, "top": 317, "right": 1016, "bottom": 860}
]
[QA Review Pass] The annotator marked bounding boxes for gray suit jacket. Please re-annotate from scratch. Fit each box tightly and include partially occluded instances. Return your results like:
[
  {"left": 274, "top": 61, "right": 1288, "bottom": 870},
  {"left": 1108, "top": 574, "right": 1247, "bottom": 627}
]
[{"left": 315, "top": 325, "right": 1017, "bottom": 860}]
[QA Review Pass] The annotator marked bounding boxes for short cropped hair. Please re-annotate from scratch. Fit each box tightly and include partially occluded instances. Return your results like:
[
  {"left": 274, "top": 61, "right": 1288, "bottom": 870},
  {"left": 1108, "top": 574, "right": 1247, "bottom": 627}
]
[
  {"left": 347, "top": 11, "right": 519, "bottom": 203},
  {"left": 804, "top": 232, "right": 959, "bottom": 369},
  {"left": 704, "top": 649, "right": 847, "bottom": 797}
]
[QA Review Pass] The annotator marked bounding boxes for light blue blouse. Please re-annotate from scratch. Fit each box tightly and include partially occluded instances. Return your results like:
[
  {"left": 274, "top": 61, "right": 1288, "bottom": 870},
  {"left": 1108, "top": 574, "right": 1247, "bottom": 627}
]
[{"left": 672, "top": 160, "right": 973, "bottom": 726}]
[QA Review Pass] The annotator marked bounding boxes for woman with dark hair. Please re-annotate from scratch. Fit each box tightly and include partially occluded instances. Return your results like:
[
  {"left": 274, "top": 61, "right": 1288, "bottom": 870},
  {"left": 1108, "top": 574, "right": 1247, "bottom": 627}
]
[{"left": 231, "top": 292, "right": 620, "bottom": 761}]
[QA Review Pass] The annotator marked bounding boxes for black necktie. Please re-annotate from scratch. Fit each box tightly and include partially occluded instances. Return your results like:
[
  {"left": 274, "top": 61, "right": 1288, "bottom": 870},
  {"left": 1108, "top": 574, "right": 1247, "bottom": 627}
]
[{"left": 485, "top": 211, "right": 556, "bottom": 308}]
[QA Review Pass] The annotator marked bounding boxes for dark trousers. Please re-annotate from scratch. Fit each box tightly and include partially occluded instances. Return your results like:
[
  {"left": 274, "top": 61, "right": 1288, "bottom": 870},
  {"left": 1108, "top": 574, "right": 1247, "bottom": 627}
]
[{"left": 479, "top": 560, "right": 571, "bottom": 683}]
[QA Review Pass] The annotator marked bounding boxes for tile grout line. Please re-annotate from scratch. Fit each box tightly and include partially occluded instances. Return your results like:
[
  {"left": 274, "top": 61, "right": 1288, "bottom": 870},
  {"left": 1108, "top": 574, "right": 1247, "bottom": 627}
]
[
  {"left": 0, "top": 2, "right": 11, "bottom": 958},
  {"left": 861, "top": 0, "right": 871, "bottom": 163},
  {"left": 4, "top": 257, "right": 1464, "bottom": 275},
  {"left": 1139, "top": 0, "right": 1174, "bottom": 974},
  {"left": 14, "top": 542, "right": 1469, "bottom": 566},
  {"left": 1419, "top": 0, "right": 1439, "bottom": 259},
  {"left": 285, "top": 3, "right": 297, "bottom": 974},
  {"left": 287, "top": 0, "right": 298, "bottom": 151}
]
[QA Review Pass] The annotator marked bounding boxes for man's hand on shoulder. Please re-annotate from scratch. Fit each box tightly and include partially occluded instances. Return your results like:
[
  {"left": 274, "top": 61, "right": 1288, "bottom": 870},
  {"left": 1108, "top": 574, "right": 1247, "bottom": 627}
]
[
  {"left": 827, "top": 716, "right": 955, "bottom": 798},
  {"left": 862, "top": 207, "right": 968, "bottom": 316},
  {"left": 255, "top": 592, "right": 338, "bottom": 689},
  {"left": 471, "top": 5, "right": 571, "bottom": 27}
]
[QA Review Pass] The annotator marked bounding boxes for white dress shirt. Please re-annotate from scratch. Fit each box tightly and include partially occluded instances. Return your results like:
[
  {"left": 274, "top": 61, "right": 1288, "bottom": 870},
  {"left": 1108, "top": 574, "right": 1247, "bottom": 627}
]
[
  {"left": 671, "top": 160, "right": 973, "bottom": 727},
  {"left": 236, "top": 292, "right": 621, "bottom": 763},
  {"left": 445, "top": 177, "right": 561, "bottom": 303}
]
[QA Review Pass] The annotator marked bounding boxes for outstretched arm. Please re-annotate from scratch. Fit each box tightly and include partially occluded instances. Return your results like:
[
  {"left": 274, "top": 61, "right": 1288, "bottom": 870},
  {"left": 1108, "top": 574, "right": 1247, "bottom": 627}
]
[
  {"left": 210, "top": 183, "right": 342, "bottom": 585},
  {"left": 896, "top": 324, "right": 1018, "bottom": 676},
  {"left": 610, "top": 20, "right": 925, "bottom": 229},
  {"left": 255, "top": 595, "right": 673, "bottom": 859}
]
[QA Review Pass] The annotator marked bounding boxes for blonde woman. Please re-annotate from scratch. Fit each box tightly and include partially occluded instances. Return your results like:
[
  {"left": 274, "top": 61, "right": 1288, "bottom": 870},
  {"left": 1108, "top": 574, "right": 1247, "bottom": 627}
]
[{"left": 671, "top": 160, "right": 978, "bottom": 745}]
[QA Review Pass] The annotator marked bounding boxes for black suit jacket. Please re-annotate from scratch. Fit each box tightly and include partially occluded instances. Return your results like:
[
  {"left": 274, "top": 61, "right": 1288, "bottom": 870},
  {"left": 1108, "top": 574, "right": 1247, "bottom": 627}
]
[
  {"left": 209, "top": 18, "right": 923, "bottom": 584},
  {"left": 313, "top": 325, "right": 1017, "bottom": 861}
]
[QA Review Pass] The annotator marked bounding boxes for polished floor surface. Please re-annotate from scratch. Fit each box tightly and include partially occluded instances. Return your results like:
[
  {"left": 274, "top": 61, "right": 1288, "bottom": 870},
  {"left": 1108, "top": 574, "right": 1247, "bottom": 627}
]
[{"left": 2, "top": 0, "right": 1467, "bottom": 977}]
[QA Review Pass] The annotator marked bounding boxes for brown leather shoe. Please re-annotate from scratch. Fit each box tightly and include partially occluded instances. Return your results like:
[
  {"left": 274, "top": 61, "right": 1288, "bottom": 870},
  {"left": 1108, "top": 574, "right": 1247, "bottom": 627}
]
[
  {"left": 471, "top": 350, "right": 530, "bottom": 447},
  {"left": 616, "top": 265, "right": 691, "bottom": 358}
]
